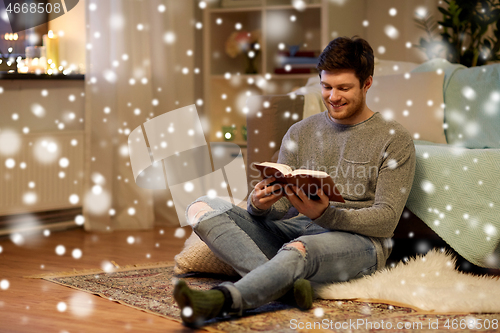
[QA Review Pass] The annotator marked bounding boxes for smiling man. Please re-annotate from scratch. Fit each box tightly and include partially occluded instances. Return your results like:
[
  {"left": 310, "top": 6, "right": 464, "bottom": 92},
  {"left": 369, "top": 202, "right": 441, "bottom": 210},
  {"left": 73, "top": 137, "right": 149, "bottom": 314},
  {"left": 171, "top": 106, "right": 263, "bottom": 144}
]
[{"left": 173, "top": 36, "right": 416, "bottom": 327}]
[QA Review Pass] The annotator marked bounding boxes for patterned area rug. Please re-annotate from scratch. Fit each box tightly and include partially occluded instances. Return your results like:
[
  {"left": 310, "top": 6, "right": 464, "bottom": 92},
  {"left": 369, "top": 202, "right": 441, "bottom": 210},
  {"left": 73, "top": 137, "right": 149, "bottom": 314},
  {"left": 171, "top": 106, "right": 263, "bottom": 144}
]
[{"left": 37, "top": 264, "right": 500, "bottom": 333}]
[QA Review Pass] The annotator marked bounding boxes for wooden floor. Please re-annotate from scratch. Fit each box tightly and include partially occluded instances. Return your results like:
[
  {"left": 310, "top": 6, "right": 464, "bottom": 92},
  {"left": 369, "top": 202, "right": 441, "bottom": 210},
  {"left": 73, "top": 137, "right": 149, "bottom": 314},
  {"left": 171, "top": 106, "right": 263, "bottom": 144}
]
[{"left": 0, "top": 224, "right": 204, "bottom": 333}]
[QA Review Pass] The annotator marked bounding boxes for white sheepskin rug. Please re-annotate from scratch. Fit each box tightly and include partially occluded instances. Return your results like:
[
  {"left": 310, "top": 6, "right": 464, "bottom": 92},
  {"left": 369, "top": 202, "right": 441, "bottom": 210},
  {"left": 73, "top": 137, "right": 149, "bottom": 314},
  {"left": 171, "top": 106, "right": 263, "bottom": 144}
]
[{"left": 316, "top": 249, "right": 500, "bottom": 313}]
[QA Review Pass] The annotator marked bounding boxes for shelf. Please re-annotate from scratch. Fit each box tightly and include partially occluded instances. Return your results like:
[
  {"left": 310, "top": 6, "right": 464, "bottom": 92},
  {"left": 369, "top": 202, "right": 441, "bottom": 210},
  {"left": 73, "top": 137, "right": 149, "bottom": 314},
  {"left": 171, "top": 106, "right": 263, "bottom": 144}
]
[
  {"left": 203, "top": 1, "right": 325, "bottom": 142},
  {"left": 208, "top": 7, "right": 262, "bottom": 13},
  {"left": 0, "top": 72, "right": 85, "bottom": 80},
  {"left": 208, "top": 2, "right": 323, "bottom": 13},
  {"left": 265, "top": 4, "right": 322, "bottom": 10}
]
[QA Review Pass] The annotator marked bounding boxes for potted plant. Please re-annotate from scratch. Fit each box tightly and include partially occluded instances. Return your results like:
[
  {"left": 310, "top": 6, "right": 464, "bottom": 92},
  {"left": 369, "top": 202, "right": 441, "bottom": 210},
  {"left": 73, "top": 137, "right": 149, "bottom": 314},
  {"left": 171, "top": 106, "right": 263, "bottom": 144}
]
[{"left": 415, "top": 0, "right": 500, "bottom": 67}]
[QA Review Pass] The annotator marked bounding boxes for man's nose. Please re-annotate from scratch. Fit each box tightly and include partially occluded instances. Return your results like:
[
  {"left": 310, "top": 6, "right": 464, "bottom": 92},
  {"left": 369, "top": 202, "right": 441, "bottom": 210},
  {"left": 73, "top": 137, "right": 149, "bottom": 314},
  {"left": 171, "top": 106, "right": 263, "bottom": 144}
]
[{"left": 329, "top": 90, "right": 341, "bottom": 102}]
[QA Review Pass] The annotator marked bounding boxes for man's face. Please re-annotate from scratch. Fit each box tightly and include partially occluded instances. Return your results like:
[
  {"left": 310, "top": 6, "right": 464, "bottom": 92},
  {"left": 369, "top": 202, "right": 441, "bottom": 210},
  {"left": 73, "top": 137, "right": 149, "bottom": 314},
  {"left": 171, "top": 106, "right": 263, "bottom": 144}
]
[{"left": 320, "top": 69, "right": 372, "bottom": 125}]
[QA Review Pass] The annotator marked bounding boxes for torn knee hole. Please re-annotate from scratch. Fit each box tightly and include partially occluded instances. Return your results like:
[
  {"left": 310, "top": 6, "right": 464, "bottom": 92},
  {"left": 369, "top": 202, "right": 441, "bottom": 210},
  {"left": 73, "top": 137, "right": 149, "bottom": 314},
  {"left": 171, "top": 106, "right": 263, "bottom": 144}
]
[
  {"left": 285, "top": 242, "right": 306, "bottom": 256},
  {"left": 187, "top": 202, "right": 214, "bottom": 226}
]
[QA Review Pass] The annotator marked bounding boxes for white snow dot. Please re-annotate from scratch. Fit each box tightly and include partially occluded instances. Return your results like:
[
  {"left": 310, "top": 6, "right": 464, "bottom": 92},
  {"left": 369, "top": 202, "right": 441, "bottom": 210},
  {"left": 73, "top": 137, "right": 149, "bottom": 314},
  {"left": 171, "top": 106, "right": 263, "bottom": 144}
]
[
  {"left": 421, "top": 180, "right": 435, "bottom": 194},
  {"left": 1, "top": 279, "right": 10, "bottom": 290},
  {"left": 462, "top": 86, "right": 477, "bottom": 100},
  {"left": 387, "top": 159, "right": 397, "bottom": 169},
  {"left": 57, "top": 302, "right": 67, "bottom": 312},
  {"left": 182, "top": 306, "right": 193, "bottom": 317},
  {"left": 384, "top": 25, "right": 399, "bottom": 39},
  {"left": 207, "top": 189, "right": 217, "bottom": 199},
  {"left": 55, "top": 245, "right": 66, "bottom": 256},
  {"left": 164, "top": 31, "right": 176, "bottom": 44},
  {"left": 184, "top": 182, "right": 194, "bottom": 192},
  {"left": 72, "top": 249, "right": 82, "bottom": 259},
  {"left": 59, "top": 157, "right": 69, "bottom": 168},
  {"left": 5, "top": 158, "right": 15, "bottom": 169},
  {"left": 69, "top": 194, "right": 79, "bottom": 204},
  {"left": 75, "top": 215, "right": 85, "bottom": 226},
  {"left": 484, "top": 224, "right": 497, "bottom": 236},
  {"left": 174, "top": 228, "right": 186, "bottom": 238},
  {"left": 313, "top": 307, "right": 324, "bottom": 317}
]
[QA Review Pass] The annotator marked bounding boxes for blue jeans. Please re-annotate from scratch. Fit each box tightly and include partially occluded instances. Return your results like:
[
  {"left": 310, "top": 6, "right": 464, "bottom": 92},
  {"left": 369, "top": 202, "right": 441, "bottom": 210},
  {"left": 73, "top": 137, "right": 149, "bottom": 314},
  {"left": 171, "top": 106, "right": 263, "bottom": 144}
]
[{"left": 189, "top": 196, "right": 377, "bottom": 315}]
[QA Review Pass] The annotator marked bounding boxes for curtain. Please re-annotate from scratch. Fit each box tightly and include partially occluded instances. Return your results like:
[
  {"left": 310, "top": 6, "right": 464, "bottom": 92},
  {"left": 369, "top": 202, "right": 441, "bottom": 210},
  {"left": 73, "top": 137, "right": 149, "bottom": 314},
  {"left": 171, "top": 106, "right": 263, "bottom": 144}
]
[{"left": 84, "top": 0, "right": 194, "bottom": 231}]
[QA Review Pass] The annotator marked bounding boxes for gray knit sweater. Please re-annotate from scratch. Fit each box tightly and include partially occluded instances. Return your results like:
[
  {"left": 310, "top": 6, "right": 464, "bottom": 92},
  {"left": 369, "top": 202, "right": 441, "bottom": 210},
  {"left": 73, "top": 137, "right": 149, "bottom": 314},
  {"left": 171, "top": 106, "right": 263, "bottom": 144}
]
[{"left": 248, "top": 111, "right": 416, "bottom": 270}]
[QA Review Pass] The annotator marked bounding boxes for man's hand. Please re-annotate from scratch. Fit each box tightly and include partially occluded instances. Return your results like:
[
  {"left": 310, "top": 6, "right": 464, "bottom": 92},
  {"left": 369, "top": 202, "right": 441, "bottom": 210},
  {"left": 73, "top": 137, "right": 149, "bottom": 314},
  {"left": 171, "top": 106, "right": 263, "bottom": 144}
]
[
  {"left": 251, "top": 177, "right": 284, "bottom": 211},
  {"left": 284, "top": 185, "right": 329, "bottom": 220}
]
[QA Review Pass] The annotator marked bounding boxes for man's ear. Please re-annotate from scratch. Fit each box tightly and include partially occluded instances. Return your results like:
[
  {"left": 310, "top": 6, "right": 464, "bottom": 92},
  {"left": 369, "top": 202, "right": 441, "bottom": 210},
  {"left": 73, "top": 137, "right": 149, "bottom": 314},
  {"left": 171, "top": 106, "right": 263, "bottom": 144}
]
[{"left": 363, "top": 76, "right": 373, "bottom": 92}]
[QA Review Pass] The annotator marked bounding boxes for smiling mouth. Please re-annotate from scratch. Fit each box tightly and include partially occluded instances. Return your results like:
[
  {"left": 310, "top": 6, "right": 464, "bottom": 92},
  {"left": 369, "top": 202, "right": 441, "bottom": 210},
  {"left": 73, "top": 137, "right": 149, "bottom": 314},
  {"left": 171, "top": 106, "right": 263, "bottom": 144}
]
[{"left": 330, "top": 102, "right": 347, "bottom": 109}]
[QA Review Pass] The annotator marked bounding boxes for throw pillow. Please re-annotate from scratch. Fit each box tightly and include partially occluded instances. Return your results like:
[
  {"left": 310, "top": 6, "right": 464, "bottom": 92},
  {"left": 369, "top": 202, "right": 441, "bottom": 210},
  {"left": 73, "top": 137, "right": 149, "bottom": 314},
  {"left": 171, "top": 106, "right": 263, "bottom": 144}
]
[{"left": 174, "top": 232, "right": 238, "bottom": 276}]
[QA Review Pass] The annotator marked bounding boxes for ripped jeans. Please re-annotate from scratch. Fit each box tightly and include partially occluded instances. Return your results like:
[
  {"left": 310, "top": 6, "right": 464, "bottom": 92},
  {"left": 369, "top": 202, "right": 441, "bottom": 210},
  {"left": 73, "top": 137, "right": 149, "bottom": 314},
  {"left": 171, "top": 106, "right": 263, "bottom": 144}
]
[{"left": 187, "top": 196, "right": 377, "bottom": 315}]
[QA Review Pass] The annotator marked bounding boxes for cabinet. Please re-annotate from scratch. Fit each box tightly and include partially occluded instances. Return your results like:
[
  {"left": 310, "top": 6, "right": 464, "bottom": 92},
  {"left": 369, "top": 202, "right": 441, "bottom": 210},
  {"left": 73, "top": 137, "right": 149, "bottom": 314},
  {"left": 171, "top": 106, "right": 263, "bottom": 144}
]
[{"left": 203, "top": 0, "right": 327, "bottom": 144}]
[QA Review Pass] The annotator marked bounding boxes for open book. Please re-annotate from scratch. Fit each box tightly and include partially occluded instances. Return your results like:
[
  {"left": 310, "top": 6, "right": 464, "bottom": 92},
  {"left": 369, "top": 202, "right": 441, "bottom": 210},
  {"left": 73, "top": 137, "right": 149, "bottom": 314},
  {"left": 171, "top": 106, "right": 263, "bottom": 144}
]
[{"left": 255, "top": 162, "right": 345, "bottom": 203}]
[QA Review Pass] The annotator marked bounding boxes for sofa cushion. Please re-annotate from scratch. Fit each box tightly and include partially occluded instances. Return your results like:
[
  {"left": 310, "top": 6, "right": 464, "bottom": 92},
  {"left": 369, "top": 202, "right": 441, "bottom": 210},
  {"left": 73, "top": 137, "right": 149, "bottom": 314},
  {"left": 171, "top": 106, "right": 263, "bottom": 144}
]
[
  {"left": 413, "top": 58, "right": 500, "bottom": 148},
  {"left": 366, "top": 71, "right": 447, "bottom": 144}
]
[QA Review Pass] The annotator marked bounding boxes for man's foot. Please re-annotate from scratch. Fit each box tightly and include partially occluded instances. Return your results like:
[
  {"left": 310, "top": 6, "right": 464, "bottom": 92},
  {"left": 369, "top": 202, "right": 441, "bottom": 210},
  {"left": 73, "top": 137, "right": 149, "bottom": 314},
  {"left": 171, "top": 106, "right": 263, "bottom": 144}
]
[
  {"left": 278, "top": 278, "right": 314, "bottom": 310},
  {"left": 293, "top": 278, "right": 314, "bottom": 310},
  {"left": 173, "top": 280, "right": 226, "bottom": 327}
]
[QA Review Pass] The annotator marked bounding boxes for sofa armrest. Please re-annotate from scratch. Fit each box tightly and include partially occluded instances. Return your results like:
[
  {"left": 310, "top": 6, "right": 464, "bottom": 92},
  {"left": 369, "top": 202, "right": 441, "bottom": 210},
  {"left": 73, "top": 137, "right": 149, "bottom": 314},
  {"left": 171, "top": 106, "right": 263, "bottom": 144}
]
[{"left": 245, "top": 94, "right": 305, "bottom": 192}]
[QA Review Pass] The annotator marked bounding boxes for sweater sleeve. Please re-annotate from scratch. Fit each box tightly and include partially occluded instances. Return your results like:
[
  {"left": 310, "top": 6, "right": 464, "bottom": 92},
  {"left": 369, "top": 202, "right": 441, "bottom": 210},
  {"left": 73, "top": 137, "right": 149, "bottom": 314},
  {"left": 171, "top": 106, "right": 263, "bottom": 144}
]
[
  {"left": 246, "top": 129, "right": 295, "bottom": 218},
  {"left": 313, "top": 136, "right": 416, "bottom": 238}
]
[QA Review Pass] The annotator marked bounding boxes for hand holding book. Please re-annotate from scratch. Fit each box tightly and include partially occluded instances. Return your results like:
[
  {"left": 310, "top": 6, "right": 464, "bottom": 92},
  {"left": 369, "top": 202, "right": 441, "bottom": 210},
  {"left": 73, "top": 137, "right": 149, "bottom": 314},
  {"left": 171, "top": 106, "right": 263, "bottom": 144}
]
[
  {"left": 254, "top": 162, "right": 345, "bottom": 203},
  {"left": 251, "top": 176, "right": 285, "bottom": 211}
]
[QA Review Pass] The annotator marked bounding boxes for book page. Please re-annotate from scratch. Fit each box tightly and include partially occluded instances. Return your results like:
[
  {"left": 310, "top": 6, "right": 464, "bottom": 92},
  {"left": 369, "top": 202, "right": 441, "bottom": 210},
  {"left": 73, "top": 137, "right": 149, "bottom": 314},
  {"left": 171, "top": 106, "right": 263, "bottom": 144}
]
[
  {"left": 290, "top": 169, "right": 329, "bottom": 178},
  {"left": 256, "top": 162, "right": 293, "bottom": 176}
]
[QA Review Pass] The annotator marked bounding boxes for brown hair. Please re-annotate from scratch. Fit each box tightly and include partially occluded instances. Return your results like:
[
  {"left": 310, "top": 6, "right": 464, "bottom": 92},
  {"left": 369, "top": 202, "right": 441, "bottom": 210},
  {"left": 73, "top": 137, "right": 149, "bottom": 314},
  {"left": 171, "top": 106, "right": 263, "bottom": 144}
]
[{"left": 316, "top": 36, "right": 374, "bottom": 87}]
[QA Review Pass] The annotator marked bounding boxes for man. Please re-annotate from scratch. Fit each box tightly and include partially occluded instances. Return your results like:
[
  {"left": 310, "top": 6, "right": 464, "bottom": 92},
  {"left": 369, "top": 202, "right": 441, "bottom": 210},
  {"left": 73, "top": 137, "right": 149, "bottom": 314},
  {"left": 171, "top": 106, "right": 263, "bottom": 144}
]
[{"left": 174, "top": 36, "right": 416, "bottom": 327}]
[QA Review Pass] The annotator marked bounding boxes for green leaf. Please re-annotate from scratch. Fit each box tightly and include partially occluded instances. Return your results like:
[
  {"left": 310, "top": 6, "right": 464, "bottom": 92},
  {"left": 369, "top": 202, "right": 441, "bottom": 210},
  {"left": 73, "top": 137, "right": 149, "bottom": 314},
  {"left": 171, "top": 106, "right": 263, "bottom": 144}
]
[{"left": 438, "top": 7, "right": 451, "bottom": 16}]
